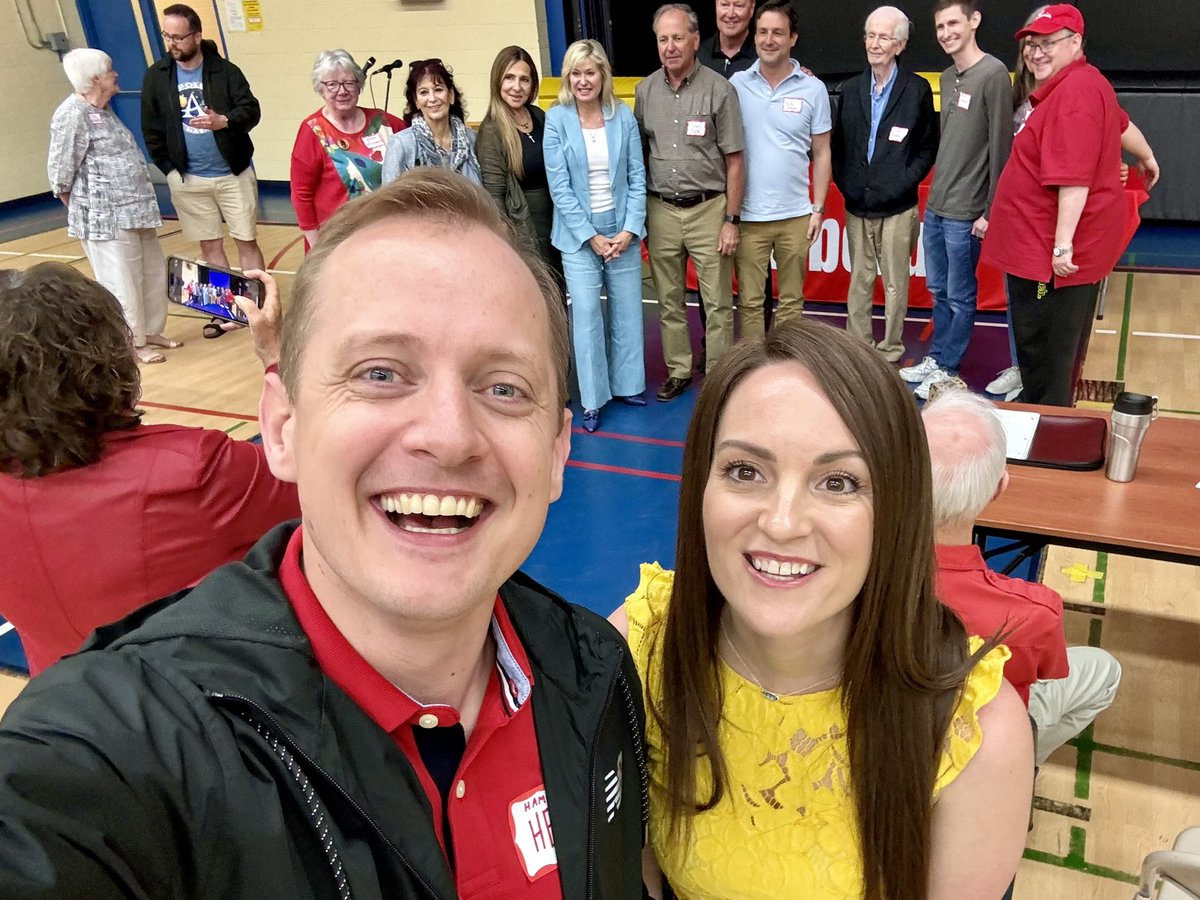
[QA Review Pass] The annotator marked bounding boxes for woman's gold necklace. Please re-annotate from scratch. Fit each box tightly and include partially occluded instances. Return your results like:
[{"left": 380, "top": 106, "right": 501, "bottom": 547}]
[{"left": 721, "top": 629, "right": 840, "bottom": 702}]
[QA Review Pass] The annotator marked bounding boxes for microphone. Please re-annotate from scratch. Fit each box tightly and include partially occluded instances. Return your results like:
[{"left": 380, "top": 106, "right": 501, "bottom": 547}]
[
  {"left": 361, "top": 56, "right": 377, "bottom": 77},
  {"left": 379, "top": 59, "right": 404, "bottom": 75}
]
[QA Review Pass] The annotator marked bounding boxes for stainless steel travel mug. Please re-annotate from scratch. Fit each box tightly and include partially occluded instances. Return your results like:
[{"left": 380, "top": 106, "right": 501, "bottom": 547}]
[{"left": 1106, "top": 392, "right": 1157, "bottom": 483}]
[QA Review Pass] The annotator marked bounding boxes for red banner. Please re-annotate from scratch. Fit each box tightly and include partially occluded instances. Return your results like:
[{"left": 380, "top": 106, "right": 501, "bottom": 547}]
[{"left": 647, "top": 171, "right": 1147, "bottom": 312}]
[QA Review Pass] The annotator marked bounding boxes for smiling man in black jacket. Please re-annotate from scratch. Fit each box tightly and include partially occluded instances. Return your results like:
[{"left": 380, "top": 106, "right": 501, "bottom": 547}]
[
  {"left": 142, "top": 3, "right": 265, "bottom": 276},
  {"left": 0, "top": 170, "right": 647, "bottom": 900},
  {"left": 831, "top": 5, "right": 938, "bottom": 363}
]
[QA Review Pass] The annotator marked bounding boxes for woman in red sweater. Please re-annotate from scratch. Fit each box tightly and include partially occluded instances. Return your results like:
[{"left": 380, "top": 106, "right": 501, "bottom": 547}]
[
  {"left": 289, "top": 49, "right": 405, "bottom": 251},
  {"left": 0, "top": 264, "right": 300, "bottom": 674}
]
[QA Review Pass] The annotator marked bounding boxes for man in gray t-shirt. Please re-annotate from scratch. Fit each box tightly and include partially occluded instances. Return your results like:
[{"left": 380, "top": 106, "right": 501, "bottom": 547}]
[{"left": 900, "top": 0, "right": 1011, "bottom": 398}]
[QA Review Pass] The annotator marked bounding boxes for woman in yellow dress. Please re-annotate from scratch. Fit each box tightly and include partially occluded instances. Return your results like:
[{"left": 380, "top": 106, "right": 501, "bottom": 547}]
[{"left": 612, "top": 319, "right": 1032, "bottom": 899}]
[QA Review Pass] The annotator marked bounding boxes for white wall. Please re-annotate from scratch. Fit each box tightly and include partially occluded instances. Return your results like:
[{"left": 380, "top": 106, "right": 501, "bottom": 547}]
[
  {"left": 0, "top": 0, "right": 548, "bottom": 201},
  {"left": 0, "top": 0, "right": 87, "bottom": 203}
]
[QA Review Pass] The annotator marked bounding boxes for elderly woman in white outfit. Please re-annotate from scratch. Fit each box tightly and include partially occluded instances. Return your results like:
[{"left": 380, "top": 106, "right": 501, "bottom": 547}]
[
  {"left": 543, "top": 40, "right": 647, "bottom": 434},
  {"left": 48, "top": 49, "right": 178, "bottom": 364}
]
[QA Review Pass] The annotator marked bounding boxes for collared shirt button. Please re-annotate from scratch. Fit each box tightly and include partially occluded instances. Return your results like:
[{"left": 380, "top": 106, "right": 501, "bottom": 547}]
[
  {"left": 455, "top": 779, "right": 466, "bottom": 799},
  {"left": 672, "top": 143, "right": 677, "bottom": 148},
  {"left": 674, "top": 119, "right": 678, "bottom": 124},
  {"left": 418, "top": 713, "right": 438, "bottom": 729}
]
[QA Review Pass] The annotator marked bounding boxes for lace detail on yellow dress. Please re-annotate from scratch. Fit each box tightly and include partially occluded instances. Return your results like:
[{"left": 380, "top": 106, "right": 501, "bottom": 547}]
[{"left": 623, "top": 562, "right": 1009, "bottom": 900}]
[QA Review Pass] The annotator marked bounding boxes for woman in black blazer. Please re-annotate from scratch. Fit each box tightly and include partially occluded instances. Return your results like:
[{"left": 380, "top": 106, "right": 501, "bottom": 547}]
[{"left": 476, "top": 46, "right": 562, "bottom": 287}]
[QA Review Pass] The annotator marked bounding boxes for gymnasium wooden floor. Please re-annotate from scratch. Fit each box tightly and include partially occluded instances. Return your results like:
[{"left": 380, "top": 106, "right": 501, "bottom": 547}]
[{"left": 1, "top": 221, "right": 1198, "bottom": 898}]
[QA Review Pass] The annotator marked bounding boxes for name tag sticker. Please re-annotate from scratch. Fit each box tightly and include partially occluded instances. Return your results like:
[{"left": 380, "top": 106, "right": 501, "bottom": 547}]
[
  {"left": 781, "top": 97, "right": 805, "bottom": 113},
  {"left": 888, "top": 125, "right": 909, "bottom": 143},
  {"left": 87, "top": 112, "right": 104, "bottom": 125},
  {"left": 362, "top": 133, "right": 385, "bottom": 151},
  {"left": 957, "top": 91, "right": 972, "bottom": 110},
  {"left": 510, "top": 786, "right": 557, "bottom": 881},
  {"left": 686, "top": 118, "right": 707, "bottom": 137}
]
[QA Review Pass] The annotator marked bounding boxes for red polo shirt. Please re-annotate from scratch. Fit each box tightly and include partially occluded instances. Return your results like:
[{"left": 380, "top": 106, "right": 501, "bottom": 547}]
[
  {"left": 279, "top": 527, "right": 563, "bottom": 899},
  {"left": 934, "top": 543, "right": 1069, "bottom": 705},
  {"left": 982, "top": 56, "right": 1129, "bottom": 287}
]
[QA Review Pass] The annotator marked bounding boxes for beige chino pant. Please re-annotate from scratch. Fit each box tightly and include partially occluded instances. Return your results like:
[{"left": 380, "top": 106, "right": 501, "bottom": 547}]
[
  {"left": 734, "top": 214, "right": 812, "bottom": 343},
  {"left": 844, "top": 205, "right": 920, "bottom": 362},
  {"left": 646, "top": 194, "right": 733, "bottom": 379}
]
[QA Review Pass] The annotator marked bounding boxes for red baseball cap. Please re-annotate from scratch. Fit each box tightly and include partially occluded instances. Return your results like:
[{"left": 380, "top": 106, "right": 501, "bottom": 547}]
[{"left": 1016, "top": 4, "right": 1085, "bottom": 39}]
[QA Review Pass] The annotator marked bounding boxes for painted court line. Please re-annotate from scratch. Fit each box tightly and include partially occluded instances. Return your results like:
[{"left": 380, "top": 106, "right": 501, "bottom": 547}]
[
  {"left": 0, "top": 622, "right": 14, "bottom": 637},
  {"left": 1131, "top": 330, "right": 1200, "bottom": 340},
  {"left": 566, "top": 459, "right": 680, "bottom": 482},
  {"left": 573, "top": 427, "right": 685, "bottom": 448},
  {"left": 139, "top": 400, "right": 257, "bottom": 422}
]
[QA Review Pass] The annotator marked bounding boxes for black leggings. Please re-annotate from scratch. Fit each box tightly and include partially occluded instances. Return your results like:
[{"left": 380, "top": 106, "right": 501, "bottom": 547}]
[{"left": 1007, "top": 275, "right": 1099, "bottom": 407}]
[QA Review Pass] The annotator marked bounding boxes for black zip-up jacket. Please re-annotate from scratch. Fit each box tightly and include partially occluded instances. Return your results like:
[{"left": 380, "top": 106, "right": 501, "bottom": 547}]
[
  {"left": 0, "top": 523, "right": 648, "bottom": 899},
  {"left": 141, "top": 40, "right": 260, "bottom": 176},
  {"left": 831, "top": 64, "right": 938, "bottom": 219}
]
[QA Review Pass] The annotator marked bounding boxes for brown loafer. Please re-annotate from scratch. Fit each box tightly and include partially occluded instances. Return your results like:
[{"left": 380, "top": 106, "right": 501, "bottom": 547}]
[{"left": 656, "top": 376, "right": 693, "bottom": 402}]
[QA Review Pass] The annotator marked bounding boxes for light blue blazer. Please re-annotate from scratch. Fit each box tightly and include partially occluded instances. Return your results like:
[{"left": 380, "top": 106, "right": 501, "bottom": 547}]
[{"left": 543, "top": 102, "right": 647, "bottom": 254}]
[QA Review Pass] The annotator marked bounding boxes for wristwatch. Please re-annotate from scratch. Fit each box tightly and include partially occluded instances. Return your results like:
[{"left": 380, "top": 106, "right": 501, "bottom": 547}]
[
  {"left": 811, "top": 204, "right": 825, "bottom": 214},
  {"left": 724, "top": 214, "right": 741, "bottom": 225},
  {"left": 1053, "top": 245, "right": 1073, "bottom": 257}
]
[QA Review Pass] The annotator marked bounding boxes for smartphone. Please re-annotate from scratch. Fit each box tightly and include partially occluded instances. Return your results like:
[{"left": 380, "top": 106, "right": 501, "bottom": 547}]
[{"left": 167, "top": 256, "right": 263, "bottom": 324}]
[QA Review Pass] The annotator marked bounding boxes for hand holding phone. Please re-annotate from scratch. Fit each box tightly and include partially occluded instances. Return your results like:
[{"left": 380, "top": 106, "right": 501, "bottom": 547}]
[
  {"left": 167, "top": 256, "right": 263, "bottom": 324},
  {"left": 235, "top": 270, "right": 284, "bottom": 368}
]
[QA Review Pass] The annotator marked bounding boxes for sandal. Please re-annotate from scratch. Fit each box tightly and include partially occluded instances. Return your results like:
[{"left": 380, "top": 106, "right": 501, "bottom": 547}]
[
  {"left": 145, "top": 334, "right": 184, "bottom": 349},
  {"left": 134, "top": 346, "right": 167, "bottom": 364},
  {"left": 202, "top": 317, "right": 240, "bottom": 338}
]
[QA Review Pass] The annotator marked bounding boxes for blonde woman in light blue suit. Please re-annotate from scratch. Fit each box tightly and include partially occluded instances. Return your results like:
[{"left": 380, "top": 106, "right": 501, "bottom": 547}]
[{"left": 544, "top": 40, "right": 647, "bottom": 434}]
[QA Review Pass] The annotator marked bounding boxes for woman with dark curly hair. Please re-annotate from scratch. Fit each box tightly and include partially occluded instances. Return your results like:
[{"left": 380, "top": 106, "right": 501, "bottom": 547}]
[
  {"left": 382, "top": 59, "right": 481, "bottom": 184},
  {"left": 0, "top": 263, "right": 300, "bottom": 674}
]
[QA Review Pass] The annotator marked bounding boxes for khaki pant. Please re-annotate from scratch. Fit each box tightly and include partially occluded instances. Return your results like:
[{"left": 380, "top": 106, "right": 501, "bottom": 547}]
[
  {"left": 646, "top": 194, "right": 733, "bottom": 378},
  {"left": 845, "top": 206, "right": 920, "bottom": 362},
  {"left": 735, "top": 215, "right": 812, "bottom": 343}
]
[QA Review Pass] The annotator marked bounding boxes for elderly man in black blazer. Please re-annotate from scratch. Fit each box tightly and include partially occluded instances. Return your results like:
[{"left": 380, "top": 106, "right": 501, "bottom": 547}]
[{"left": 831, "top": 5, "right": 938, "bottom": 362}]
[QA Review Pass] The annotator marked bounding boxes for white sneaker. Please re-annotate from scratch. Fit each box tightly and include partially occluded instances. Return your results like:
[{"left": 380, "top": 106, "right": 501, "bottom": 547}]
[
  {"left": 915, "top": 367, "right": 954, "bottom": 400},
  {"left": 898, "top": 356, "right": 940, "bottom": 384},
  {"left": 986, "top": 366, "right": 1023, "bottom": 401}
]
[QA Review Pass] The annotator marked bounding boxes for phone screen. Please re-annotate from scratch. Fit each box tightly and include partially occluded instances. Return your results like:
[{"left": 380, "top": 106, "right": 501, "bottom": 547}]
[{"left": 167, "top": 256, "right": 263, "bottom": 324}]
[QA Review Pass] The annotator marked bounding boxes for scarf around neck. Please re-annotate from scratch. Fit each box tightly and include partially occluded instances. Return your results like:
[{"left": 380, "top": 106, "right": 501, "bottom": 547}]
[{"left": 411, "top": 114, "right": 474, "bottom": 174}]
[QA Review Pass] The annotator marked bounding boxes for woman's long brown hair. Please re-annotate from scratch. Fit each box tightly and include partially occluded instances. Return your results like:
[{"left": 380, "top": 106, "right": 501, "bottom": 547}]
[{"left": 653, "top": 320, "right": 995, "bottom": 900}]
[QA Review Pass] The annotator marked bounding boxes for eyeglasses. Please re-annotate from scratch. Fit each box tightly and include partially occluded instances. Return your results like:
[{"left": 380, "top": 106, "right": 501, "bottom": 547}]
[
  {"left": 863, "top": 32, "right": 898, "bottom": 46},
  {"left": 1026, "top": 33, "right": 1073, "bottom": 56},
  {"left": 160, "top": 30, "right": 197, "bottom": 43},
  {"left": 321, "top": 80, "right": 360, "bottom": 93}
]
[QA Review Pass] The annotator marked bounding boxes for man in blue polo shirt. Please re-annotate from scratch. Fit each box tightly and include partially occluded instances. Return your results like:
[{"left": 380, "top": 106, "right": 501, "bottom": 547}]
[{"left": 730, "top": 0, "right": 831, "bottom": 340}]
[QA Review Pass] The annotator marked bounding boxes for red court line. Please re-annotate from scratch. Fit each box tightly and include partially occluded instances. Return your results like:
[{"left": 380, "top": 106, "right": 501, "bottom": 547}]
[
  {"left": 140, "top": 400, "right": 258, "bottom": 422},
  {"left": 571, "top": 427, "right": 685, "bottom": 448},
  {"left": 566, "top": 459, "right": 680, "bottom": 482},
  {"left": 269, "top": 235, "right": 304, "bottom": 269}
]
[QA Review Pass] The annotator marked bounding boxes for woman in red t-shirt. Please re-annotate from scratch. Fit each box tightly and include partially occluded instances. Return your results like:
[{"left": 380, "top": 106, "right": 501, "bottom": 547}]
[{"left": 290, "top": 49, "right": 405, "bottom": 251}]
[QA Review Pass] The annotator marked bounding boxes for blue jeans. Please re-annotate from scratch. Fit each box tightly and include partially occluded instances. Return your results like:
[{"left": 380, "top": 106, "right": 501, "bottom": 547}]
[
  {"left": 924, "top": 211, "right": 982, "bottom": 374},
  {"left": 561, "top": 208, "right": 646, "bottom": 411}
]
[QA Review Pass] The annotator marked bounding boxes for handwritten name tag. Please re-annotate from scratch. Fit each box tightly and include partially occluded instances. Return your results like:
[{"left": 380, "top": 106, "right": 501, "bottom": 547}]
[
  {"left": 686, "top": 118, "right": 707, "bottom": 137},
  {"left": 781, "top": 97, "right": 804, "bottom": 113},
  {"left": 957, "top": 91, "right": 972, "bottom": 110}
]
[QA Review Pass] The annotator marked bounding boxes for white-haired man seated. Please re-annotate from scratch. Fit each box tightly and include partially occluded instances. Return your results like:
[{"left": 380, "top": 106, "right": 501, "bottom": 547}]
[{"left": 922, "top": 390, "right": 1121, "bottom": 766}]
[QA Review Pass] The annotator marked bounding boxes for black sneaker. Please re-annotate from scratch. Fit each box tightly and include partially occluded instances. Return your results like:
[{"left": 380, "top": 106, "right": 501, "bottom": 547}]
[{"left": 656, "top": 376, "right": 693, "bottom": 402}]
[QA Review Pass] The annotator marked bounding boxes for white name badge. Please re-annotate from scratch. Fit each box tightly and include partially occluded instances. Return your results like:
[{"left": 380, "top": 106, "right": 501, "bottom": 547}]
[
  {"left": 781, "top": 97, "right": 805, "bottom": 114},
  {"left": 686, "top": 118, "right": 707, "bottom": 137},
  {"left": 88, "top": 112, "right": 104, "bottom": 125},
  {"left": 362, "top": 133, "right": 386, "bottom": 151},
  {"left": 510, "top": 786, "right": 558, "bottom": 881},
  {"left": 957, "top": 91, "right": 972, "bottom": 110},
  {"left": 888, "top": 125, "right": 909, "bottom": 143}
]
